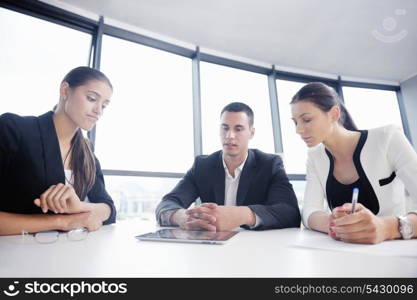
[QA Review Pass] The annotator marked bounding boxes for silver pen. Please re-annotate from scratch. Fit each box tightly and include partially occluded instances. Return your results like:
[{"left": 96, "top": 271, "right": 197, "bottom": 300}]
[
  {"left": 351, "top": 188, "right": 359, "bottom": 214},
  {"left": 195, "top": 198, "right": 202, "bottom": 207}
]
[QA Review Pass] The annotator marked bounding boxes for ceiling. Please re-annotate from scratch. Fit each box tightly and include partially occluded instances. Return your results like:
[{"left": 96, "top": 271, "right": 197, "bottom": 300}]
[{"left": 42, "top": 0, "right": 417, "bottom": 84}]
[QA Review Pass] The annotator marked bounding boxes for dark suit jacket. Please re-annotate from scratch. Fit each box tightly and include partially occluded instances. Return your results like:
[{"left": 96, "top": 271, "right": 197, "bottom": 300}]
[
  {"left": 156, "top": 149, "right": 301, "bottom": 230},
  {"left": 0, "top": 111, "right": 116, "bottom": 224}
]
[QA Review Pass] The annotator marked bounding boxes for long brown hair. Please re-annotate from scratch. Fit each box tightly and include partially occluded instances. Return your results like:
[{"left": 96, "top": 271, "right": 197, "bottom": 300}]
[
  {"left": 290, "top": 82, "right": 358, "bottom": 131},
  {"left": 61, "top": 66, "right": 112, "bottom": 200}
]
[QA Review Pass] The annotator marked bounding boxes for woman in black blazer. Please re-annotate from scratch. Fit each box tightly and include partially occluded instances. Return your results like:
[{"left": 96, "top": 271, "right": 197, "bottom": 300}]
[{"left": 0, "top": 66, "right": 116, "bottom": 235}]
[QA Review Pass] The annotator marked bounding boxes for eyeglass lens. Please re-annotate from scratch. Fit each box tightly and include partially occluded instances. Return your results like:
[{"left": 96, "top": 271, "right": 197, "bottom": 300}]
[
  {"left": 34, "top": 230, "right": 59, "bottom": 244},
  {"left": 67, "top": 227, "right": 89, "bottom": 241}
]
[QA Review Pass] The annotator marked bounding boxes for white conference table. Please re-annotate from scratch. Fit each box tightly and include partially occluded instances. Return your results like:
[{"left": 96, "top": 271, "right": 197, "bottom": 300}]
[{"left": 1, "top": 219, "right": 416, "bottom": 278}]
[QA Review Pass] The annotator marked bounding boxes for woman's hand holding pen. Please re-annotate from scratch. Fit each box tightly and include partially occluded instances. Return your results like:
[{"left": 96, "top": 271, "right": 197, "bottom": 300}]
[
  {"left": 329, "top": 203, "right": 388, "bottom": 244},
  {"left": 33, "top": 183, "right": 89, "bottom": 214}
]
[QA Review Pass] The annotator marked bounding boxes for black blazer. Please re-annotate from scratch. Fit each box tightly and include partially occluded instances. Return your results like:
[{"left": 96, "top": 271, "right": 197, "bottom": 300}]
[
  {"left": 156, "top": 149, "right": 301, "bottom": 230},
  {"left": 0, "top": 111, "right": 116, "bottom": 224}
]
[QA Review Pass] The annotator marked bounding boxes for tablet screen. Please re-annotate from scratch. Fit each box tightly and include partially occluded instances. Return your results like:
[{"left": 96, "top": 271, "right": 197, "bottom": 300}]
[{"left": 136, "top": 229, "right": 238, "bottom": 244}]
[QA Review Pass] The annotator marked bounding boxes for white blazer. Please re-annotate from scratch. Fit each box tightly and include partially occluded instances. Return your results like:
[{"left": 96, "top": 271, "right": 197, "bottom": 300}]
[{"left": 302, "top": 125, "right": 417, "bottom": 228}]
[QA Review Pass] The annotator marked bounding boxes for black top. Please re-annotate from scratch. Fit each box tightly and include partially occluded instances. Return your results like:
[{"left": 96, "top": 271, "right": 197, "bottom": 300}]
[
  {"left": 0, "top": 111, "right": 116, "bottom": 224},
  {"left": 325, "top": 131, "right": 380, "bottom": 214},
  {"left": 156, "top": 149, "right": 301, "bottom": 230}
]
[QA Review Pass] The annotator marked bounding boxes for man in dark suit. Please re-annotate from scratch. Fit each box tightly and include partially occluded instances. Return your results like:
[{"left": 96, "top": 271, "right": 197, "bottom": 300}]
[{"left": 156, "top": 102, "right": 300, "bottom": 231}]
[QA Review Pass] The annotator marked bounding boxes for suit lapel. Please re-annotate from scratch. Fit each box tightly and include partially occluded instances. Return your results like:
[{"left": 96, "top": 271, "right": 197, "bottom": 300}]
[
  {"left": 213, "top": 151, "right": 225, "bottom": 205},
  {"left": 37, "top": 111, "right": 65, "bottom": 187},
  {"left": 236, "top": 150, "right": 256, "bottom": 206}
]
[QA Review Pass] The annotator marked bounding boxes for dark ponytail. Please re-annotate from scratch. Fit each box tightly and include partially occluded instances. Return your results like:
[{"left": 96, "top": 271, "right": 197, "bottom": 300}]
[
  {"left": 338, "top": 101, "right": 357, "bottom": 131},
  {"left": 61, "top": 66, "right": 112, "bottom": 200},
  {"left": 70, "top": 129, "right": 96, "bottom": 201},
  {"left": 290, "top": 82, "right": 358, "bottom": 131}
]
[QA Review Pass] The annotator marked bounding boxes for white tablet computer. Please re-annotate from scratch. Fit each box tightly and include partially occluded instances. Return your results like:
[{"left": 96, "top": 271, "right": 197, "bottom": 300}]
[{"left": 135, "top": 229, "right": 238, "bottom": 245}]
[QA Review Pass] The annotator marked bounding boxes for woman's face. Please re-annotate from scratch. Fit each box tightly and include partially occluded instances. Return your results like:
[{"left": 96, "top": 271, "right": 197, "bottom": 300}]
[
  {"left": 62, "top": 79, "right": 112, "bottom": 131},
  {"left": 291, "top": 100, "right": 338, "bottom": 147}
]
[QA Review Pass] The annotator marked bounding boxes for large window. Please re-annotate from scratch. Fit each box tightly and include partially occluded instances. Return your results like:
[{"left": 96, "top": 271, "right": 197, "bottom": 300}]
[
  {"left": 200, "top": 62, "right": 275, "bottom": 155},
  {"left": 96, "top": 35, "right": 194, "bottom": 173},
  {"left": 104, "top": 176, "right": 180, "bottom": 220},
  {"left": 342, "top": 87, "right": 403, "bottom": 130},
  {"left": 276, "top": 80, "right": 309, "bottom": 174},
  {"left": 0, "top": 8, "right": 91, "bottom": 116},
  {"left": 1, "top": 5, "right": 410, "bottom": 222},
  {"left": 290, "top": 180, "right": 306, "bottom": 209}
]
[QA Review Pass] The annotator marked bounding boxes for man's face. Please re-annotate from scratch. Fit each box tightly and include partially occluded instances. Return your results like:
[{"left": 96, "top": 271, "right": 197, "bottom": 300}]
[{"left": 220, "top": 111, "right": 254, "bottom": 158}]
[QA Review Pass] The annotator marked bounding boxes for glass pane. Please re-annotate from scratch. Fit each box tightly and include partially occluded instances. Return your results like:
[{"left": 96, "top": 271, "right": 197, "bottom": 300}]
[
  {"left": 0, "top": 8, "right": 91, "bottom": 116},
  {"left": 200, "top": 62, "right": 274, "bottom": 155},
  {"left": 104, "top": 175, "right": 180, "bottom": 221},
  {"left": 96, "top": 35, "right": 194, "bottom": 172},
  {"left": 342, "top": 87, "right": 403, "bottom": 130},
  {"left": 290, "top": 180, "right": 306, "bottom": 210},
  {"left": 276, "top": 80, "right": 309, "bottom": 174}
]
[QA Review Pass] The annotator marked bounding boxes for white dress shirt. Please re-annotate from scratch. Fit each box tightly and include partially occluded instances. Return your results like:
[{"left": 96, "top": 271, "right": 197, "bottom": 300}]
[
  {"left": 222, "top": 154, "right": 262, "bottom": 228},
  {"left": 64, "top": 169, "right": 89, "bottom": 202},
  {"left": 160, "top": 153, "right": 262, "bottom": 227},
  {"left": 64, "top": 169, "right": 73, "bottom": 186}
]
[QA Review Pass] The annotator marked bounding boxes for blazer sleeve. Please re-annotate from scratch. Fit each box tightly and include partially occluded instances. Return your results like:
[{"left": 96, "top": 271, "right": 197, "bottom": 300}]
[
  {"left": 301, "top": 151, "right": 327, "bottom": 229},
  {"left": 87, "top": 157, "right": 116, "bottom": 225},
  {"left": 385, "top": 126, "right": 417, "bottom": 214},
  {"left": 246, "top": 156, "right": 301, "bottom": 230},
  {"left": 0, "top": 114, "right": 21, "bottom": 186},
  {"left": 155, "top": 158, "right": 200, "bottom": 225}
]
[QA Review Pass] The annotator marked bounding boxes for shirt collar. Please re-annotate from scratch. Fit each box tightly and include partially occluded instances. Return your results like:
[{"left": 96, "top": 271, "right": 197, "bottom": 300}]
[{"left": 222, "top": 152, "right": 248, "bottom": 178}]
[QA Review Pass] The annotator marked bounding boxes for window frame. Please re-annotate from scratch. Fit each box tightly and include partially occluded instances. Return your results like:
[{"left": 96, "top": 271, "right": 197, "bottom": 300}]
[{"left": 1, "top": 0, "right": 411, "bottom": 183}]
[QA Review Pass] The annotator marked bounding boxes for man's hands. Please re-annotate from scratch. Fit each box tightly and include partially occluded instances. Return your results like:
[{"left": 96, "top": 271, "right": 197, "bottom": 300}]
[
  {"left": 171, "top": 206, "right": 217, "bottom": 231},
  {"left": 171, "top": 203, "right": 256, "bottom": 231}
]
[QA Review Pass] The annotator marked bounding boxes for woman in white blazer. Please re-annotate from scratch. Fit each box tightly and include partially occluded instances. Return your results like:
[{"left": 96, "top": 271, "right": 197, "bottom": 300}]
[{"left": 290, "top": 82, "right": 417, "bottom": 244}]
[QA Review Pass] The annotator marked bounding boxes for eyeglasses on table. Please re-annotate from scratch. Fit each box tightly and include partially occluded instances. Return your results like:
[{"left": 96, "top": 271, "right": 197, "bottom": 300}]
[{"left": 21, "top": 227, "right": 89, "bottom": 244}]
